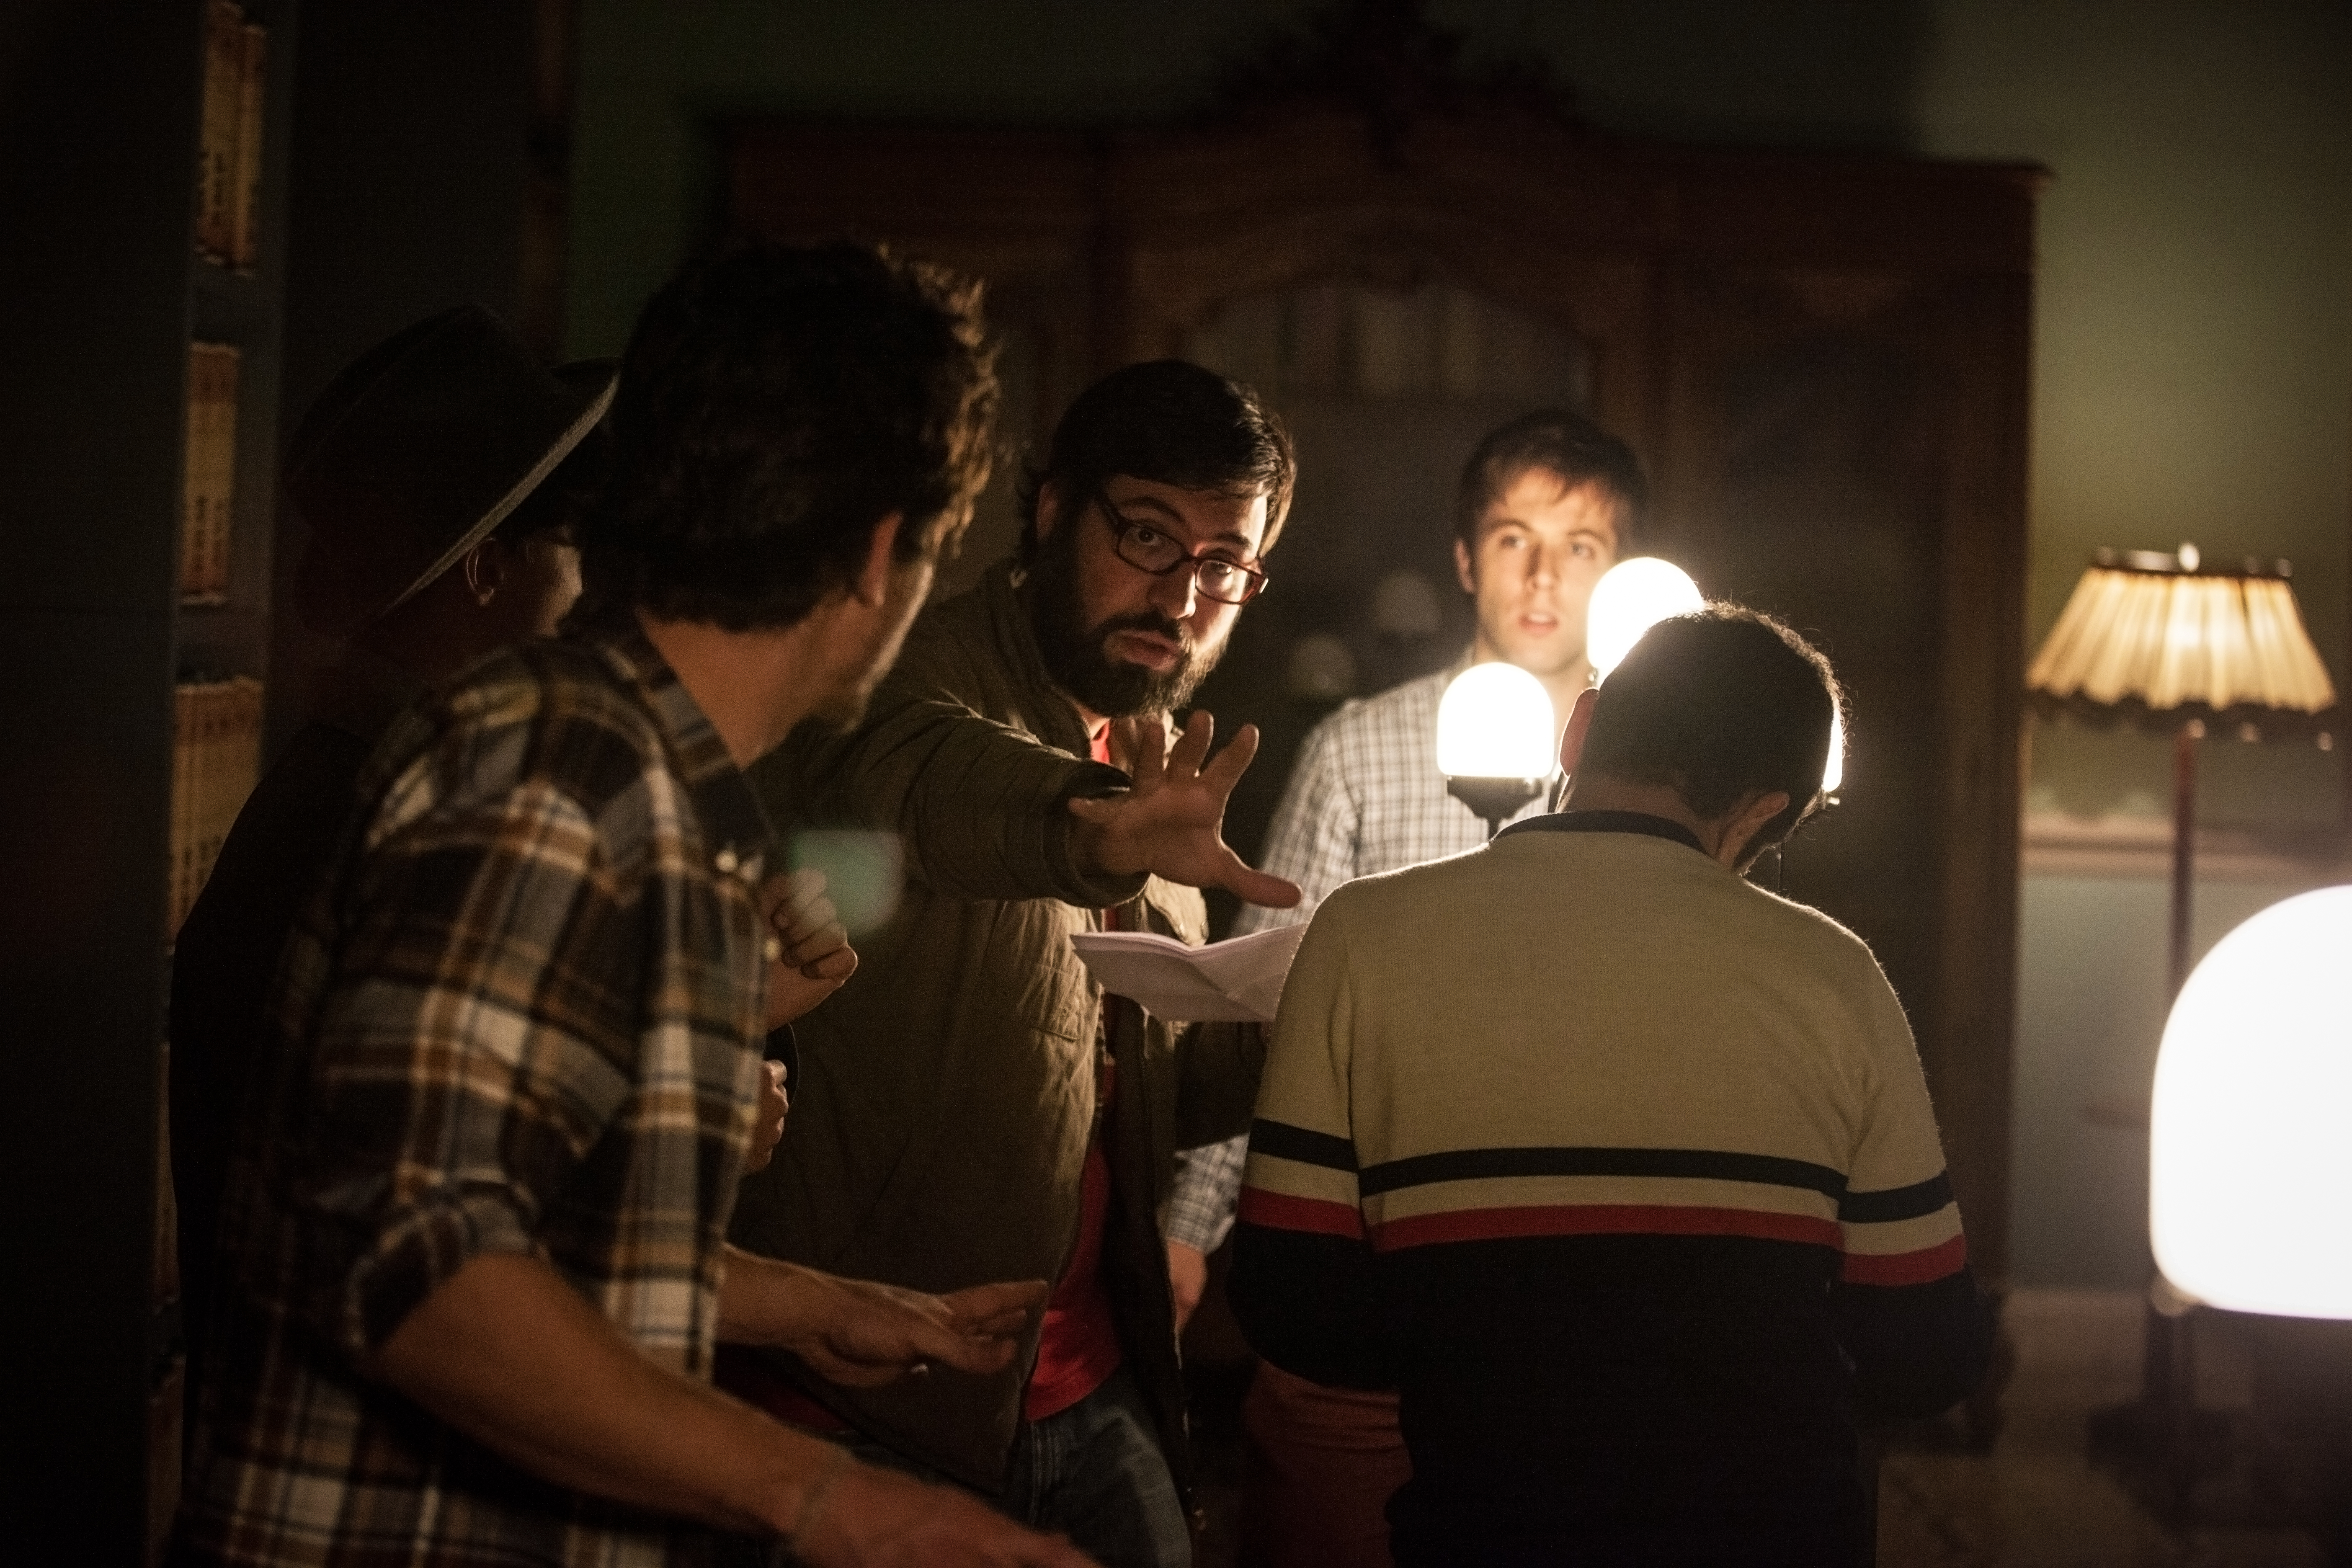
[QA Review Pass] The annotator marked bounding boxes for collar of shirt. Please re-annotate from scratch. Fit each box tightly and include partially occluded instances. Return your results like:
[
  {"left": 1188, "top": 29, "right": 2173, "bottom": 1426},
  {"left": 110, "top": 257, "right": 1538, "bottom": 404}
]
[
  {"left": 1493, "top": 808, "right": 1705, "bottom": 856},
  {"left": 593, "top": 617, "right": 775, "bottom": 885}
]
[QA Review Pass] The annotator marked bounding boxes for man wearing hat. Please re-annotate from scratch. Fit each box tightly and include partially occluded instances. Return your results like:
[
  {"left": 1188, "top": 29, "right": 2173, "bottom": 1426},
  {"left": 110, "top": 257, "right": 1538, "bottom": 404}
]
[
  {"left": 169, "top": 302, "right": 625, "bottom": 1414},
  {"left": 169, "top": 304, "right": 828, "bottom": 1516}
]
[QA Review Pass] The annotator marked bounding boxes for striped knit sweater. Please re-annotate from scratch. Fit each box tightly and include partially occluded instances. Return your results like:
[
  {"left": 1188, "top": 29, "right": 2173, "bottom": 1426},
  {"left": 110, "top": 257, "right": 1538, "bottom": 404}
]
[{"left": 1228, "top": 812, "right": 1989, "bottom": 1561}]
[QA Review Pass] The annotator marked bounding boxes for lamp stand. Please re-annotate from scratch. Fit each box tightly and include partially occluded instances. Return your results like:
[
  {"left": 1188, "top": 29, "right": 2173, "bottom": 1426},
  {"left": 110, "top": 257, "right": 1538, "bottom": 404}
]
[
  {"left": 2167, "top": 718, "right": 2203, "bottom": 1002},
  {"left": 2092, "top": 716, "right": 2211, "bottom": 1517},
  {"left": 2149, "top": 719, "right": 2206, "bottom": 1506},
  {"left": 1446, "top": 776, "right": 1542, "bottom": 839}
]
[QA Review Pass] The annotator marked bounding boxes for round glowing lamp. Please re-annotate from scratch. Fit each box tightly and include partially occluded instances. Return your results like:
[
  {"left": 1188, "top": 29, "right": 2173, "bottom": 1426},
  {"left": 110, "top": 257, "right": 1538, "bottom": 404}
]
[
  {"left": 2150, "top": 886, "right": 2352, "bottom": 1318},
  {"left": 1586, "top": 557, "right": 1704, "bottom": 681},
  {"left": 1436, "top": 662, "right": 1556, "bottom": 836}
]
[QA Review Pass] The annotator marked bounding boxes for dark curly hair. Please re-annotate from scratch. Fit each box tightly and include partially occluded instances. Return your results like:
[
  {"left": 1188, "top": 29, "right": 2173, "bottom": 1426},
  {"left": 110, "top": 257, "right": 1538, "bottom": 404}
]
[
  {"left": 1455, "top": 408, "right": 1647, "bottom": 552},
  {"left": 1015, "top": 360, "right": 1294, "bottom": 564},
  {"left": 580, "top": 241, "right": 998, "bottom": 629},
  {"left": 1578, "top": 605, "right": 1844, "bottom": 857}
]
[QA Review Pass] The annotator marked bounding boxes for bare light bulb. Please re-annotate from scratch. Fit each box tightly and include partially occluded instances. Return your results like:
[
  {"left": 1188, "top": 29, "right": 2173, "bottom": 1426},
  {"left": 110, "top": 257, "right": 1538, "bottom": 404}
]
[
  {"left": 1586, "top": 557, "right": 1703, "bottom": 681},
  {"left": 2151, "top": 886, "right": 2352, "bottom": 1318},
  {"left": 1436, "top": 663, "right": 1556, "bottom": 781},
  {"left": 1822, "top": 708, "right": 1845, "bottom": 797}
]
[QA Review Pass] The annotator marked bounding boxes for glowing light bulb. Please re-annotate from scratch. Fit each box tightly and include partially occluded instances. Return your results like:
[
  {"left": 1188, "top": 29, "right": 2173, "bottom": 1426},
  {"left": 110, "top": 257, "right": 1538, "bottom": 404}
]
[
  {"left": 1436, "top": 663, "right": 1556, "bottom": 781},
  {"left": 1822, "top": 708, "right": 1845, "bottom": 797},
  {"left": 2150, "top": 886, "right": 2352, "bottom": 1318},
  {"left": 1586, "top": 557, "right": 1703, "bottom": 680}
]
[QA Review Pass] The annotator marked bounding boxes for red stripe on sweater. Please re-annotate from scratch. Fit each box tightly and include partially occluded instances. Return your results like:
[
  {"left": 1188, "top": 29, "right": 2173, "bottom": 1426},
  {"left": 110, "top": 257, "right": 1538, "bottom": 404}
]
[
  {"left": 1369, "top": 1203, "right": 1843, "bottom": 1253},
  {"left": 1239, "top": 1186, "right": 1366, "bottom": 1240},
  {"left": 1840, "top": 1231, "right": 1969, "bottom": 1286}
]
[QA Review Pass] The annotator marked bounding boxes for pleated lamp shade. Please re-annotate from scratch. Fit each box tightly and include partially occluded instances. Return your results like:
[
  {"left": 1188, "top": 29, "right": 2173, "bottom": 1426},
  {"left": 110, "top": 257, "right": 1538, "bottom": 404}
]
[{"left": 2026, "top": 547, "right": 2337, "bottom": 731}]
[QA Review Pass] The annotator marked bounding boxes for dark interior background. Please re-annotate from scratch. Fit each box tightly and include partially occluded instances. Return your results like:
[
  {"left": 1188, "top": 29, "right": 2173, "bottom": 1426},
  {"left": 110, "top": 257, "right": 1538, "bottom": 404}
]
[{"left": 3, "top": 0, "right": 2347, "bottom": 1545}]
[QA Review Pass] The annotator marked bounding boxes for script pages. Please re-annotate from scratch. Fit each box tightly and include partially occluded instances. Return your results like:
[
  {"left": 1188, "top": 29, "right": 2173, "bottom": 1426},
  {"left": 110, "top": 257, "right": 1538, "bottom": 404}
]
[{"left": 1068, "top": 923, "right": 1310, "bottom": 1023}]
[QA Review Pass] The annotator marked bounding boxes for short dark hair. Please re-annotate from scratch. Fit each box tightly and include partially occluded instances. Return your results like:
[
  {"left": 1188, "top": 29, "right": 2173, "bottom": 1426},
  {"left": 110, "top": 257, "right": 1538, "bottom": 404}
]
[
  {"left": 1016, "top": 360, "right": 1295, "bottom": 563},
  {"left": 580, "top": 241, "right": 998, "bottom": 629},
  {"left": 1578, "top": 605, "right": 1843, "bottom": 853},
  {"left": 1454, "top": 408, "right": 1646, "bottom": 552}
]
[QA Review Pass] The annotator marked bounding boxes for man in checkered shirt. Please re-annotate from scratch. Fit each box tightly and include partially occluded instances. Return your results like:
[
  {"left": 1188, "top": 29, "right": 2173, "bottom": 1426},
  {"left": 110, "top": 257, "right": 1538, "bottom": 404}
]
[
  {"left": 178, "top": 245, "right": 1107, "bottom": 1567},
  {"left": 1169, "top": 408, "right": 1648, "bottom": 1568}
]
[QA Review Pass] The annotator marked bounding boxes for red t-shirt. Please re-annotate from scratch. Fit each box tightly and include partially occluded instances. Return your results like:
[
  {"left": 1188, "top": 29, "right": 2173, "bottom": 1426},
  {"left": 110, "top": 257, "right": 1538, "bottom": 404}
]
[{"left": 1024, "top": 721, "right": 1130, "bottom": 1419}]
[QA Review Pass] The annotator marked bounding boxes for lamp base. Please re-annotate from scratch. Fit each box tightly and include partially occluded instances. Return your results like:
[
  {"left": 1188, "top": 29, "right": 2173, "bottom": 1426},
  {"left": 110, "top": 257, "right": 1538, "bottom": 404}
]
[
  {"left": 1446, "top": 776, "right": 1544, "bottom": 838},
  {"left": 2085, "top": 1300, "right": 2234, "bottom": 1525}
]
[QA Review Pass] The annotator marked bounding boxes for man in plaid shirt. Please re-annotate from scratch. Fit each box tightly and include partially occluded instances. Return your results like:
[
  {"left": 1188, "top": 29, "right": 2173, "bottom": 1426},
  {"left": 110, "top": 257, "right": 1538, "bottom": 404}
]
[
  {"left": 178, "top": 245, "right": 1099, "bottom": 1566},
  {"left": 1171, "top": 409, "right": 1650, "bottom": 1568}
]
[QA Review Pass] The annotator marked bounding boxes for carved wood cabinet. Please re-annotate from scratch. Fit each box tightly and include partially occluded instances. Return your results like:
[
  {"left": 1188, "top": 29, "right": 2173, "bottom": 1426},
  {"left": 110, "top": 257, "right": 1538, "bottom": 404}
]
[{"left": 725, "top": 102, "right": 2040, "bottom": 1283}]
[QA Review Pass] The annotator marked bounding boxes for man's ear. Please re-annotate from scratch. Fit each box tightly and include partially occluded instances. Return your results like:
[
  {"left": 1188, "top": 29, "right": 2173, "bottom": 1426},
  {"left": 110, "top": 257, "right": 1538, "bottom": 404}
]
[
  {"left": 1033, "top": 481, "right": 1065, "bottom": 552},
  {"left": 1558, "top": 686, "right": 1599, "bottom": 776},
  {"left": 855, "top": 512, "right": 906, "bottom": 608},
  {"left": 1715, "top": 789, "right": 1794, "bottom": 871},
  {"left": 459, "top": 539, "right": 507, "bottom": 606},
  {"left": 1453, "top": 535, "right": 1477, "bottom": 596}
]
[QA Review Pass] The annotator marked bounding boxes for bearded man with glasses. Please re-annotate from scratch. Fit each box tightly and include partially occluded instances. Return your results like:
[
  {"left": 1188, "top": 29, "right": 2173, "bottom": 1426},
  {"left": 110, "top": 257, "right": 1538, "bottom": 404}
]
[{"left": 730, "top": 359, "right": 1299, "bottom": 1566}]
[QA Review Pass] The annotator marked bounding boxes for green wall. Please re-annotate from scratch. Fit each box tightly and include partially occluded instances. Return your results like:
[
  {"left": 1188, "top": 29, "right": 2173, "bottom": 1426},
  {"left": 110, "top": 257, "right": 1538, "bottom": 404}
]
[{"left": 566, "top": 0, "right": 2352, "bottom": 1286}]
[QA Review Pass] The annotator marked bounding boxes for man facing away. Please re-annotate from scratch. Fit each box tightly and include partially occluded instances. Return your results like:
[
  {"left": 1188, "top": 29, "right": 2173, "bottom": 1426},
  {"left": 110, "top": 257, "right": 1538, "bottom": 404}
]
[
  {"left": 177, "top": 244, "right": 1095, "bottom": 1566},
  {"left": 1230, "top": 606, "right": 1992, "bottom": 1566},
  {"left": 1165, "top": 408, "right": 1644, "bottom": 1567},
  {"left": 731, "top": 359, "right": 1300, "bottom": 1566}
]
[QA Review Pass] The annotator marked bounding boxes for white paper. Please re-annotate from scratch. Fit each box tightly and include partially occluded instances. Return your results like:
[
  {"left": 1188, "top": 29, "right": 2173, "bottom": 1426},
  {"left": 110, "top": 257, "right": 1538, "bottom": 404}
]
[{"left": 1068, "top": 923, "right": 1310, "bottom": 1023}]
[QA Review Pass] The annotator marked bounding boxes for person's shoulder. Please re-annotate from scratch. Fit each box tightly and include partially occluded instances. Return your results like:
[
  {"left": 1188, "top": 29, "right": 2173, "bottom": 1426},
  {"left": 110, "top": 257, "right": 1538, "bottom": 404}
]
[
  {"left": 1329, "top": 665, "right": 1453, "bottom": 727},
  {"left": 1315, "top": 836, "right": 1486, "bottom": 917},
  {"left": 1718, "top": 871, "right": 1895, "bottom": 984},
  {"left": 482, "top": 637, "right": 658, "bottom": 748},
  {"left": 377, "top": 638, "right": 667, "bottom": 823},
  {"left": 1301, "top": 665, "right": 1453, "bottom": 756}
]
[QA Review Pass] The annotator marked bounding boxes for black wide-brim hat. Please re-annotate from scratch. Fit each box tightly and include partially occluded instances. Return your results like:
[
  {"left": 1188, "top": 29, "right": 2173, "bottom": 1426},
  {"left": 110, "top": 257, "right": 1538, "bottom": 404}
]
[{"left": 289, "top": 304, "right": 618, "bottom": 636}]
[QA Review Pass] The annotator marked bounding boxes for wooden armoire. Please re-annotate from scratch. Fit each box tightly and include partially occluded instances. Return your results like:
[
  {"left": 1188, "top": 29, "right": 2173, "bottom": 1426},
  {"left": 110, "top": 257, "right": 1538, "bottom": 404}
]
[{"left": 722, "top": 37, "right": 2040, "bottom": 1292}]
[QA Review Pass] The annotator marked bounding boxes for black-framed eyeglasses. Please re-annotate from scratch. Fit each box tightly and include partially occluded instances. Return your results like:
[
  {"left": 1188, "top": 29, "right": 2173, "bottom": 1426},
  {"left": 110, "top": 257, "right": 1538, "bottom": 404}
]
[{"left": 1094, "top": 490, "right": 1269, "bottom": 606}]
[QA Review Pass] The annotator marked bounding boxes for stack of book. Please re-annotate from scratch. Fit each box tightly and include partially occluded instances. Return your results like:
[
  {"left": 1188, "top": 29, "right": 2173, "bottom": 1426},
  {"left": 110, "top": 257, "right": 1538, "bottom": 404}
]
[
  {"left": 168, "top": 676, "right": 263, "bottom": 939},
  {"left": 195, "top": 0, "right": 268, "bottom": 271},
  {"left": 178, "top": 342, "right": 241, "bottom": 603}
]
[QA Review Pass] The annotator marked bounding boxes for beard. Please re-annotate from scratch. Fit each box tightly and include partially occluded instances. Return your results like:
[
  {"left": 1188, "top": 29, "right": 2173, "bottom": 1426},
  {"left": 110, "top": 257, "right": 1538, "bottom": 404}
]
[{"left": 1028, "top": 527, "right": 1223, "bottom": 717}]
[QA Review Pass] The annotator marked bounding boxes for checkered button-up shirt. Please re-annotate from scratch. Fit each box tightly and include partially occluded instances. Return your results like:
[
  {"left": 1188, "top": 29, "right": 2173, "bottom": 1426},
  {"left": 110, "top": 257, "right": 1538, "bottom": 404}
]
[
  {"left": 1166, "top": 655, "right": 1551, "bottom": 1250},
  {"left": 180, "top": 622, "right": 774, "bottom": 1568}
]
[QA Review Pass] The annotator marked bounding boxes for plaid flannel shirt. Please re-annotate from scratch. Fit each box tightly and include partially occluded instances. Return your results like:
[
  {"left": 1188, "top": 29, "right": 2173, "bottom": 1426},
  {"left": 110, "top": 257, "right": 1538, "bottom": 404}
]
[
  {"left": 1166, "top": 654, "right": 1550, "bottom": 1249},
  {"left": 179, "top": 622, "right": 774, "bottom": 1568}
]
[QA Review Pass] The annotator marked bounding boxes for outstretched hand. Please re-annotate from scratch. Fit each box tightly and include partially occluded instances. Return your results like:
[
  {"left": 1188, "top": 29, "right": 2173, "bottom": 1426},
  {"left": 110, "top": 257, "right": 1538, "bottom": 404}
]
[
  {"left": 1066, "top": 712, "right": 1301, "bottom": 909},
  {"left": 778, "top": 1271, "right": 1050, "bottom": 1390}
]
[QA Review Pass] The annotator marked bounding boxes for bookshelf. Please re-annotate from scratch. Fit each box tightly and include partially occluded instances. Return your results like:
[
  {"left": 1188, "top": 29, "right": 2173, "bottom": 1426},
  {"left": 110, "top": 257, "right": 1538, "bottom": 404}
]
[{"left": 0, "top": 0, "right": 295, "bottom": 1552}]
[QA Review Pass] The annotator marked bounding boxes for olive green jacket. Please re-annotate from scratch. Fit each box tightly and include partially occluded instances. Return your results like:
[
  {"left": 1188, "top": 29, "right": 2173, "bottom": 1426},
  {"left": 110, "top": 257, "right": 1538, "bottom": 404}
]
[{"left": 731, "top": 560, "right": 1264, "bottom": 1494}]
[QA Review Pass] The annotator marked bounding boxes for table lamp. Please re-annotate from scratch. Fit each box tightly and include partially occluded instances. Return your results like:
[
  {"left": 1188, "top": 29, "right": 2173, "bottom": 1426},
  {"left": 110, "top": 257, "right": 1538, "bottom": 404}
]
[
  {"left": 2152, "top": 887, "right": 2352, "bottom": 1322},
  {"left": 2026, "top": 544, "right": 2336, "bottom": 1001},
  {"left": 2030, "top": 543, "right": 2339, "bottom": 1486},
  {"left": 1436, "top": 662, "right": 1555, "bottom": 836}
]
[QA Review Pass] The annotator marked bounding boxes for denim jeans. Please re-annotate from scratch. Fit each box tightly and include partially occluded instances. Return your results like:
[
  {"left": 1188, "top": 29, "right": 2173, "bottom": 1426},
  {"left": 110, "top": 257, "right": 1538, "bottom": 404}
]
[
  {"left": 744, "top": 1367, "right": 1190, "bottom": 1568},
  {"left": 1006, "top": 1365, "right": 1192, "bottom": 1568}
]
